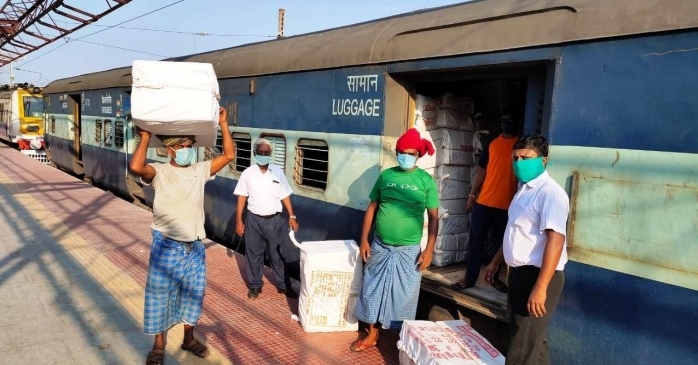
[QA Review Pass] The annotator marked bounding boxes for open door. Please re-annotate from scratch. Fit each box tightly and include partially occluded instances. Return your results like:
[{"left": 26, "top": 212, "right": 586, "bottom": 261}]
[{"left": 69, "top": 94, "right": 84, "bottom": 174}]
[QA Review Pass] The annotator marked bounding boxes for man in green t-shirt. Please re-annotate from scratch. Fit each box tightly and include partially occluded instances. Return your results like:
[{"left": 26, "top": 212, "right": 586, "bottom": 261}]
[{"left": 351, "top": 128, "right": 440, "bottom": 352}]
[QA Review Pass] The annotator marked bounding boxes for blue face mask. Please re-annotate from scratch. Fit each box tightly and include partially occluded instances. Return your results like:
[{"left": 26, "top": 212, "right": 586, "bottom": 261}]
[
  {"left": 512, "top": 157, "right": 546, "bottom": 183},
  {"left": 397, "top": 153, "right": 417, "bottom": 170},
  {"left": 256, "top": 155, "right": 271, "bottom": 166},
  {"left": 171, "top": 147, "right": 194, "bottom": 166}
]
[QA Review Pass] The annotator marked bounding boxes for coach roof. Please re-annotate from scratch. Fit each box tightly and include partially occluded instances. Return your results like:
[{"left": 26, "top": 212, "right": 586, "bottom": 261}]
[{"left": 45, "top": 0, "right": 698, "bottom": 94}]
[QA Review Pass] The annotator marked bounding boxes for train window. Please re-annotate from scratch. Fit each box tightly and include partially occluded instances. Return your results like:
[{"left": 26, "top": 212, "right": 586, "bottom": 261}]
[
  {"left": 232, "top": 132, "right": 251, "bottom": 172},
  {"left": 95, "top": 120, "right": 102, "bottom": 143},
  {"left": 133, "top": 126, "right": 140, "bottom": 148},
  {"left": 294, "top": 139, "right": 329, "bottom": 191},
  {"left": 104, "top": 119, "right": 113, "bottom": 147},
  {"left": 114, "top": 121, "right": 125, "bottom": 149},
  {"left": 259, "top": 134, "right": 286, "bottom": 172},
  {"left": 203, "top": 130, "right": 224, "bottom": 162}
]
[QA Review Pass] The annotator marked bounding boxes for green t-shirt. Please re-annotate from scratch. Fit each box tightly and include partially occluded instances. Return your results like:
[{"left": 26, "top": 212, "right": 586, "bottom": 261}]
[{"left": 369, "top": 167, "right": 439, "bottom": 246}]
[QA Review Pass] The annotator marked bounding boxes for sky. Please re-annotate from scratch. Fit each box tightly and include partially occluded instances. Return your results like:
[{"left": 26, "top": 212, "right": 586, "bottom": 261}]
[{"left": 0, "top": 0, "right": 468, "bottom": 85}]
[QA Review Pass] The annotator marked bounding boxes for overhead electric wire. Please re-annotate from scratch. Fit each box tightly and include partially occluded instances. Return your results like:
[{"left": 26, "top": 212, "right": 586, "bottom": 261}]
[
  {"left": 15, "top": 0, "right": 189, "bottom": 68},
  {"left": 74, "top": 39, "right": 169, "bottom": 58},
  {"left": 62, "top": 22, "right": 276, "bottom": 38}
]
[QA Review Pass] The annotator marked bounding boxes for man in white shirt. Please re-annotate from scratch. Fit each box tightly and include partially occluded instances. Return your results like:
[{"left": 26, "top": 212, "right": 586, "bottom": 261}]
[
  {"left": 233, "top": 138, "right": 299, "bottom": 299},
  {"left": 129, "top": 108, "right": 235, "bottom": 365},
  {"left": 483, "top": 134, "right": 569, "bottom": 365}
]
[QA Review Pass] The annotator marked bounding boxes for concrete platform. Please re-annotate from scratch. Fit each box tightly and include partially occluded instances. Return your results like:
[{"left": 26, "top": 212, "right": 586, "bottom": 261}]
[{"left": 0, "top": 144, "right": 399, "bottom": 365}]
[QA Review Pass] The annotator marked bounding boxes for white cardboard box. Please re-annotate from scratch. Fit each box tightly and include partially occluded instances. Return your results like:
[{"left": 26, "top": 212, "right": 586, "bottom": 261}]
[
  {"left": 289, "top": 232, "right": 363, "bottom": 333},
  {"left": 397, "top": 320, "right": 505, "bottom": 365},
  {"left": 132, "top": 60, "right": 221, "bottom": 147}
]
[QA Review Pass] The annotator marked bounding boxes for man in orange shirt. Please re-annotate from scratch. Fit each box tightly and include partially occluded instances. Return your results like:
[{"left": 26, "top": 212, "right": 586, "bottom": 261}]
[{"left": 452, "top": 107, "right": 522, "bottom": 292}]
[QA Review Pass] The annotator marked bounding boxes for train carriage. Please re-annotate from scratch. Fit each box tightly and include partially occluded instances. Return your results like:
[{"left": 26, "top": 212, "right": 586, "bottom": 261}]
[
  {"left": 42, "top": 1, "right": 698, "bottom": 364},
  {"left": 0, "top": 84, "right": 47, "bottom": 162}
]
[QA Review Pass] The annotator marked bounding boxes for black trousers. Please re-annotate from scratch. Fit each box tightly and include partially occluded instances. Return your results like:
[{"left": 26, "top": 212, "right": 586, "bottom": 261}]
[
  {"left": 465, "top": 203, "right": 509, "bottom": 287},
  {"left": 506, "top": 266, "right": 564, "bottom": 365},
  {"left": 244, "top": 212, "right": 287, "bottom": 291}
]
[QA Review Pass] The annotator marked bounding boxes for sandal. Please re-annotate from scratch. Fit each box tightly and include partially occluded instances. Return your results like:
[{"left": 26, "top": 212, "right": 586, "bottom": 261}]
[
  {"left": 146, "top": 349, "right": 164, "bottom": 365},
  {"left": 450, "top": 280, "right": 469, "bottom": 290},
  {"left": 350, "top": 339, "right": 377, "bottom": 352},
  {"left": 181, "top": 339, "right": 210, "bottom": 358}
]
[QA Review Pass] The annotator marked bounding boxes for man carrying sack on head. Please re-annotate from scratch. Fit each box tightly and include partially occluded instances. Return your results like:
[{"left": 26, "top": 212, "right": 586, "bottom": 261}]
[{"left": 129, "top": 107, "right": 235, "bottom": 365}]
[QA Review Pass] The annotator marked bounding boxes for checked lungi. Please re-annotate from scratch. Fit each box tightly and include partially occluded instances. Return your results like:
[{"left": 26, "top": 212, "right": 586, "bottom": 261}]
[
  {"left": 354, "top": 236, "right": 422, "bottom": 330},
  {"left": 144, "top": 230, "right": 207, "bottom": 335}
]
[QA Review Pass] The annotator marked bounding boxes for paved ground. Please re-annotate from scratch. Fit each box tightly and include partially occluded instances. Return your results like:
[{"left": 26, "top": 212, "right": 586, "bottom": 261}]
[{"left": 0, "top": 144, "right": 399, "bottom": 365}]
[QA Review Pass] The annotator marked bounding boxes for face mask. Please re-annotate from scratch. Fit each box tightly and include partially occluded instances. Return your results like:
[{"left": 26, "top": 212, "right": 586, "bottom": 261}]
[
  {"left": 501, "top": 122, "right": 519, "bottom": 135},
  {"left": 512, "top": 157, "right": 546, "bottom": 183},
  {"left": 397, "top": 153, "right": 417, "bottom": 170},
  {"left": 256, "top": 155, "right": 271, "bottom": 166},
  {"left": 170, "top": 147, "right": 194, "bottom": 166}
]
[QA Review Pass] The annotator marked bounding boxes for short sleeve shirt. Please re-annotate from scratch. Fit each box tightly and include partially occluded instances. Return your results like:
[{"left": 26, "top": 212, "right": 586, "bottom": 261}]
[
  {"left": 476, "top": 135, "right": 519, "bottom": 210},
  {"left": 369, "top": 167, "right": 439, "bottom": 246},
  {"left": 503, "top": 170, "right": 570, "bottom": 270},
  {"left": 233, "top": 164, "right": 293, "bottom": 216},
  {"left": 142, "top": 160, "right": 213, "bottom": 242}
]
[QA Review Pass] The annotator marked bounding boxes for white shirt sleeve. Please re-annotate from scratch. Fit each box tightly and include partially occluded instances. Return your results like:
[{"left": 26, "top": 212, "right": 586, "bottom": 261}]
[
  {"left": 539, "top": 186, "right": 570, "bottom": 236},
  {"left": 197, "top": 160, "right": 214, "bottom": 183},
  {"left": 233, "top": 169, "right": 249, "bottom": 196}
]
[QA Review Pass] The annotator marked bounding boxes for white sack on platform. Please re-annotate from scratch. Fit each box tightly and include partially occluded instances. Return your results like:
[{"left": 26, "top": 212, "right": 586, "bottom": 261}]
[
  {"left": 289, "top": 231, "right": 363, "bottom": 333},
  {"left": 397, "top": 320, "right": 505, "bottom": 365},
  {"left": 132, "top": 60, "right": 221, "bottom": 147}
]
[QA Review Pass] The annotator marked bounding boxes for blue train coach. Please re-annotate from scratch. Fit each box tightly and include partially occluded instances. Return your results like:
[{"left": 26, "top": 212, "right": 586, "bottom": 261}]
[{"left": 42, "top": 0, "right": 698, "bottom": 364}]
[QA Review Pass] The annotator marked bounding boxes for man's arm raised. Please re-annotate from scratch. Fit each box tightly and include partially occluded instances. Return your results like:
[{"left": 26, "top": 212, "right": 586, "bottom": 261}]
[
  {"left": 210, "top": 107, "right": 236, "bottom": 176},
  {"left": 129, "top": 128, "right": 157, "bottom": 184}
]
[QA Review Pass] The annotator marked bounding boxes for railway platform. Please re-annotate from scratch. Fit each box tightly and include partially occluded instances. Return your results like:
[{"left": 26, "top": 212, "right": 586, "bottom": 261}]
[{"left": 0, "top": 144, "right": 398, "bottom": 365}]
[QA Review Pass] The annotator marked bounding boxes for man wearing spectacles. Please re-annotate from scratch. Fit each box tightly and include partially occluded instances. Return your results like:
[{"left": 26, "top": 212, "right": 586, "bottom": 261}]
[{"left": 233, "top": 138, "right": 299, "bottom": 300}]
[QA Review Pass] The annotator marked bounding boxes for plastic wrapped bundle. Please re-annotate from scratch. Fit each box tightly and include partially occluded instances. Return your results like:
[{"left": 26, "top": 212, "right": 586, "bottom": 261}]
[{"left": 132, "top": 60, "right": 221, "bottom": 147}]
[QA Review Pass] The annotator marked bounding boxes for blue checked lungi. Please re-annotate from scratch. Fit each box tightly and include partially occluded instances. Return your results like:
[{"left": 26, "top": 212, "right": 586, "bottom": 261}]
[
  {"left": 354, "top": 236, "right": 422, "bottom": 330},
  {"left": 144, "top": 230, "right": 207, "bottom": 335}
]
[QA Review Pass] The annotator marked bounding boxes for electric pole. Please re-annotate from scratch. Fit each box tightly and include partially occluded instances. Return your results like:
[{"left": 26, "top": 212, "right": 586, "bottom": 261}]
[{"left": 278, "top": 9, "right": 285, "bottom": 39}]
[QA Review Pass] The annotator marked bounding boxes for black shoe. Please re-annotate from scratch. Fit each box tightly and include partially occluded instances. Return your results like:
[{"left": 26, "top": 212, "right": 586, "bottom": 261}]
[
  {"left": 248, "top": 287, "right": 262, "bottom": 299},
  {"left": 492, "top": 278, "right": 508, "bottom": 294},
  {"left": 277, "top": 287, "right": 298, "bottom": 299}
]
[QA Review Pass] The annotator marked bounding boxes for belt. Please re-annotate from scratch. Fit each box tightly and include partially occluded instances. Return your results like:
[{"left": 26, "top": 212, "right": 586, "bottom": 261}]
[
  {"left": 510, "top": 265, "right": 539, "bottom": 273},
  {"left": 510, "top": 265, "right": 562, "bottom": 273},
  {"left": 252, "top": 212, "right": 279, "bottom": 219}
]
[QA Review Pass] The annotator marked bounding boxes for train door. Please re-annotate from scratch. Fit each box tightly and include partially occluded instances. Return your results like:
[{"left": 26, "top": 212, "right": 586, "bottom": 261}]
[{"left": 68, "top": 94, "right": 84, "bottom": 174}]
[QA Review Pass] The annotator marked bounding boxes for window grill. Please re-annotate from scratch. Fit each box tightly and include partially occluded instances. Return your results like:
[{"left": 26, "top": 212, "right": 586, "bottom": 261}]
[
  {"left": 260, "top": 135, "right": 286, "bottom": 172},
  {"left": 104, "top": 119, "right": 113, "bottom": 147},
  {"left": 95, "top": 120, "right": 102, "bottom": 143},
  {"left": 233, "top": 133, "right": 251, "bottom": 172},
  {"left": 114, "top": 121, "right": 125, "bottom": 148},
  {"left": 294, "top": 139, "right": 329, "bottom": 191}
]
